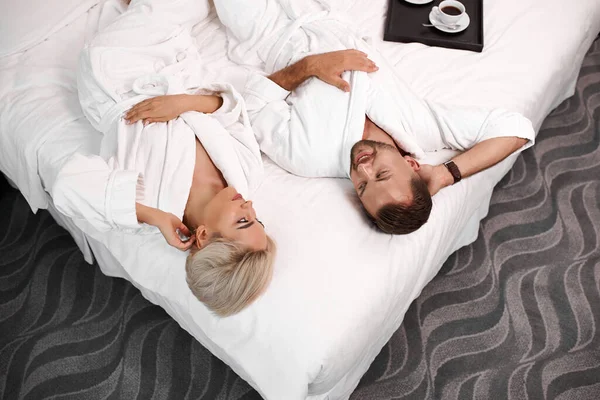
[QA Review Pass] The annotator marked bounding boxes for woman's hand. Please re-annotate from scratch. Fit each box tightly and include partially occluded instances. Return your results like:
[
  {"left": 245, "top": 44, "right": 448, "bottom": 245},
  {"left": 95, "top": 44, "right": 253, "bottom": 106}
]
[
  {"left": 307, "top": 50, "right": 378, "bottom": 92},
  {"left": 154, "top": 211, "right": 195, "bottom": 251},
  {"left": 136, "top": 203, "right": 194, "bottom": 251},
  {"left": 125, "top": 94, "right": 192, "bottom": 125},
  {"left": 125, "top": 94, "right": 224, "bottom": 125}
]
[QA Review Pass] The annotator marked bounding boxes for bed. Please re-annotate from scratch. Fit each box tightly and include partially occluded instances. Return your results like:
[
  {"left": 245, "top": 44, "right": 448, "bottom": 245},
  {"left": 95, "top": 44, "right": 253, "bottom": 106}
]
[{"left": 1, "top": 0, "right": 599, "bottom": 399}]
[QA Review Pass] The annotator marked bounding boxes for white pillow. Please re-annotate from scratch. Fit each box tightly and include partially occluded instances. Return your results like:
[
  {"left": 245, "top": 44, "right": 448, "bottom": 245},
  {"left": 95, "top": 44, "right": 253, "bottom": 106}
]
[{"left": 0, "top": 0, "right": 102, "bottom": 57}]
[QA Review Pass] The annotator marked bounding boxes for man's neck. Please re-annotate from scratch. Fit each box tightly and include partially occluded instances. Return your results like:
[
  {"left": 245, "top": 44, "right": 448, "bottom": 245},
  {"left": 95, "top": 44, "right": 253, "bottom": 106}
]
[
  {"left": 183, "top": 138, "right": 227, "bottom": 229},
  {"left": 362, "top": 116, "right": 397, "bottom": 148}
]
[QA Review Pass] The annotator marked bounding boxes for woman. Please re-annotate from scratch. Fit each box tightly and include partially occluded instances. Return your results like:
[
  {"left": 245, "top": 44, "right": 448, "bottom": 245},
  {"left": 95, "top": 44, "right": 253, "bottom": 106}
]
[{"left": 52, "top": 0, "right": 275, "bottom": 316}]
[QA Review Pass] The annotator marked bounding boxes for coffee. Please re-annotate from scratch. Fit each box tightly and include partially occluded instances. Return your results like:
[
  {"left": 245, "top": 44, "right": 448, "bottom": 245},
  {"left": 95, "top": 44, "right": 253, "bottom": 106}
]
[{"left": 441, "top": 6, "right": 462, "bottom": 15}]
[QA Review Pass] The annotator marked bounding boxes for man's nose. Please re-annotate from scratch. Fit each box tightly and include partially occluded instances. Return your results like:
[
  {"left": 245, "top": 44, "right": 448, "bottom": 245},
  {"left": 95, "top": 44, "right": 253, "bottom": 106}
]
[{"left": 359, "top": 163, "right": 373, "bottom": 178}]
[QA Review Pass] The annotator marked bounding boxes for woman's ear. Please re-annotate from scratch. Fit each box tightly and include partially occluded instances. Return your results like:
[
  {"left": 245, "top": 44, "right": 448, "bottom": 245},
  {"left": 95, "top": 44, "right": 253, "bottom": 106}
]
[
  {"left": 195, "top": 225, "right": 210, "bottom": 249},
  {"left": 404, "top": 155, "right": 421, "bottom": 172}
]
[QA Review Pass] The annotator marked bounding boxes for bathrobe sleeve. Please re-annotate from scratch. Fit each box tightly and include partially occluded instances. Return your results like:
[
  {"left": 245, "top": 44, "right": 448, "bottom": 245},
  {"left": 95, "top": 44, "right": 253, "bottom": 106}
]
[
  {"left": 418, "top": 102, "right": 536, "bottom": 156},
  {"left": 368, "top": 60, "right": 536, "bottom": 158},
  {"left": 51, "top": 153, "right": 143, "bottom": 232},
  {"left": 242, "top": 73, "right": 307, "bottom": 174}
]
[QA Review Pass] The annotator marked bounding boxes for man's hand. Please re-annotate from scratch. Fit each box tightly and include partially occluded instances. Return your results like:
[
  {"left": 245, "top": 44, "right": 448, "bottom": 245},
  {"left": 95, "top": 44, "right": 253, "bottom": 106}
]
[
  {"left": 268, "top": 49, "right": 378, "bottom": 92},
  {"left": 307, "top": 50, "right": 378, "bottom": 92},
  {"left": 124, "top": 94, "right": 223, "bottom": 125},
  {"left": 418, "top": 164, "right": 454, "bottom": 196},
  {"left": 136, "top": 203, "right": 194, "bottom": 251}
]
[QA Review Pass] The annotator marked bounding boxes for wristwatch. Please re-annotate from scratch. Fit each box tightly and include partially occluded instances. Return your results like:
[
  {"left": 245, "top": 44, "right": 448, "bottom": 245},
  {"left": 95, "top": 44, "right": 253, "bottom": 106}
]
[{"left": 443, "top": 160, "right": 462, "bottom": 184}]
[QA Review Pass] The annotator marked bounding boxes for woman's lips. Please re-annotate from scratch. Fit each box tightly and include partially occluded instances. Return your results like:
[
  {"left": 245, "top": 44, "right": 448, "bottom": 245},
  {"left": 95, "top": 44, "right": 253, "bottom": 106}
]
[{"left": 232, "top": 193, "right": 243, "bottom": 201}]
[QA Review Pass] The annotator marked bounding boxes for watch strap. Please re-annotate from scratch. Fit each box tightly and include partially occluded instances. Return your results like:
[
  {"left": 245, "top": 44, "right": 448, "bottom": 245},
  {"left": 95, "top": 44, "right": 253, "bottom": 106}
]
[{"left": 443, "top": 160, "right": 462, "bottom": 184}]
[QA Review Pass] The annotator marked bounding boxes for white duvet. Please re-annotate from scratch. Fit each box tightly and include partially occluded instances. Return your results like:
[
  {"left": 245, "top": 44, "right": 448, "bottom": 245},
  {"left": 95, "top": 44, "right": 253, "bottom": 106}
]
[{"left": 1, "top": 0, "right": 599, "bottom": 399}]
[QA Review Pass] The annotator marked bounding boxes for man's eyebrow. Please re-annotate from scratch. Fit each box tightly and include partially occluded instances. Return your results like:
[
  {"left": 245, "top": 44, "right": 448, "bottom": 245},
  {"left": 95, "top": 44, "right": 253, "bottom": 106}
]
[
  {"left": 360, "top": 182, "right": 367, "bottom": 197},
  {"left": 376, "top": 176, "right": 391, "bottom": 182},
  {"left": 237, "top": 221, "right": 255, "bottom": 230}
]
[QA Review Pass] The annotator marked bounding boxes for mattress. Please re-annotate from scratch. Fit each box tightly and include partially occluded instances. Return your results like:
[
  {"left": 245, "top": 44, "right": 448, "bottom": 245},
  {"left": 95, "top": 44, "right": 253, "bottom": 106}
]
[{"left": 1, "top": 0, "right": 599, "bottom": 399}]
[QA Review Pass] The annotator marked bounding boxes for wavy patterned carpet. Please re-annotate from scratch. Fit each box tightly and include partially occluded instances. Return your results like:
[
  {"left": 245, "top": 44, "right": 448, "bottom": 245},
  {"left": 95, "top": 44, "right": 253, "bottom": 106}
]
[{"left": 1, "top": 39, "right": 599, "bottom": 400}]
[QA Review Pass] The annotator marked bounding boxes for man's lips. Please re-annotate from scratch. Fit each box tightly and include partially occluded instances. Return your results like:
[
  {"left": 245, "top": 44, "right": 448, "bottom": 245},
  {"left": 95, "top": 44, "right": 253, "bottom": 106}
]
[
  {"left": 354, "top": 151, "right": 373, "bottom": 165},
  {"left": 232, "top": 193, "right": 243, "bottom": 201}
]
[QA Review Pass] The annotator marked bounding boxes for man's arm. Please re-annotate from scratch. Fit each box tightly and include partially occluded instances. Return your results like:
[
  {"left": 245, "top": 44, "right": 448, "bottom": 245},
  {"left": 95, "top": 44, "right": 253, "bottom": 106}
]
[
  {"left": 420, "top": 136, "right": 529, "bottom": 195},
  {"left": 268, "top": 50, "right": 378, "bottom": 92}
]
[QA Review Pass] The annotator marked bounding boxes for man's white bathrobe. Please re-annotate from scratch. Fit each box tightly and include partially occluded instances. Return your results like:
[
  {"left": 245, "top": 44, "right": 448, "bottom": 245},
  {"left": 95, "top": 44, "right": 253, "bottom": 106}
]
[
  {"left": 52, "top": 0, "right": 263, "bottom": 233},
  {"left": 216, "top": 0, "right": 536, "bottom": 178}
]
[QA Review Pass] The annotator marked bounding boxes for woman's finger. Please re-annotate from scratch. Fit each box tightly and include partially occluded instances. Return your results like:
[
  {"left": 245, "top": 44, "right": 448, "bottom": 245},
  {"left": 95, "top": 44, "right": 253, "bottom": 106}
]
[
  {"left": 178, "top": 223, "right": 191, "bottom": 237},
  {"left": 131, "top": 104, "right": 153, "bottom": 116},
  {"left": 128, "top": 102, "right": 153, "bottom": 115},
  {"left": 172, "top": 239, "right": 187, "bottom": 250},
  {"left": 181, "top": 239, "right": 194, "bottom": 251},
  {"left": 125, "top": 113, "right": 141, "bottom": 124},
  {"left": 135, "top": 99, "right": 154, "bottom": 109}
]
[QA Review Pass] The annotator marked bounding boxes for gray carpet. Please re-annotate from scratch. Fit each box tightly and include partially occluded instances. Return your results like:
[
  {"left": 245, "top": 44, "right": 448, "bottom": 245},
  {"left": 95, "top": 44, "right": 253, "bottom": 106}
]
[{"left": 1, "top": 38, "right": 599, "bottom": 400}]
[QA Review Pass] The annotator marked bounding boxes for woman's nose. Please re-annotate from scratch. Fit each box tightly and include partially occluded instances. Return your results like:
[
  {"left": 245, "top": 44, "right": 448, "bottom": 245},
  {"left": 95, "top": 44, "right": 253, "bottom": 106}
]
[{"left": 242, "top": 200, "right": 253, "bottom": 209}]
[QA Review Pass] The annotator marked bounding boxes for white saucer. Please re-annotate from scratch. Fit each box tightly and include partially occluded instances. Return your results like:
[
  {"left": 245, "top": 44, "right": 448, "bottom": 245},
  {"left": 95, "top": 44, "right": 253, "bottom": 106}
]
[
  {"left": 428, "top": 10, "right": 470, "bottom": 33},
  {"left": 405, "top": 0, "right": 434, "bottom": 4}
]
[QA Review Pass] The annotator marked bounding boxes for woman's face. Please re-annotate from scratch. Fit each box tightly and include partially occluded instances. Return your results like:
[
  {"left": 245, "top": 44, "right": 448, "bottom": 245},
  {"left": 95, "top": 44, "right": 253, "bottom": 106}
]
[{"left": 201, "top": 187, "right": 267, "bottom": 251}]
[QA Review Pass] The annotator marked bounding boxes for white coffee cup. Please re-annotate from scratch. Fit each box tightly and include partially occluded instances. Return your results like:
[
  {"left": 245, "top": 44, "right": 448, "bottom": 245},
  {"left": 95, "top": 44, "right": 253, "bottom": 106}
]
[{"left": 433, "top": 0, "right": 466, "bottom": 25}]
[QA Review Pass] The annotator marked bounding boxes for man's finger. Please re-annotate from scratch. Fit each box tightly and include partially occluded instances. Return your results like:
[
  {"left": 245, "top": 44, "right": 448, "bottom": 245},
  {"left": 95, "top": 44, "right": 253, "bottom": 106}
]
[
  {"left": 347, "top": 60, "right": 378, "bottom": 73},
  {"left": 346, "top": 49, "right": 366, "bottom": 57},
  {"left": 330, "top": 77, "right": 350, "bottom": 92}
]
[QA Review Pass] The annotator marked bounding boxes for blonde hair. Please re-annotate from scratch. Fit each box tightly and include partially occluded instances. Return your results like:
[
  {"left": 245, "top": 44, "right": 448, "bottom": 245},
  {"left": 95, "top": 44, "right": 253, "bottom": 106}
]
[{"left": 185, "top": 235, "right": 276, "bottom": 317}]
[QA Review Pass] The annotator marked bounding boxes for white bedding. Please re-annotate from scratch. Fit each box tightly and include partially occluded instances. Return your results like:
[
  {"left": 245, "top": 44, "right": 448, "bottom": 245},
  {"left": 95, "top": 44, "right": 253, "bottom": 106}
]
[{"left": 1, "top": 0, "right": 599, "bottom": 399}]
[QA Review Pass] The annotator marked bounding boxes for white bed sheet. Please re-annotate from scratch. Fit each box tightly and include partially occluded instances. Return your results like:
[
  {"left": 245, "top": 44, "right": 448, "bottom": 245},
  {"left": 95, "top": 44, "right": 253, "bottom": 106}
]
[{"left": 1, "top": 1, "right": 599, "bottom": 399}]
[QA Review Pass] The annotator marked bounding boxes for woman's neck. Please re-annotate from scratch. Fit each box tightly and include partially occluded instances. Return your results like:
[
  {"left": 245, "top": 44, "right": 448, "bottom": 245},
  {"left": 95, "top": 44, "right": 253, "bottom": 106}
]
[{"left": 183, "top": 139, "right": 227, "bottom": 229}]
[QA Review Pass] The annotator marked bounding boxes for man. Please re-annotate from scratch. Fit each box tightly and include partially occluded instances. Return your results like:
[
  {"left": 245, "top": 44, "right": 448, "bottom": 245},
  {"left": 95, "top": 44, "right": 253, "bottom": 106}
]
[{"left": 214, "top": 0, "right": 536, "bottom": 234}]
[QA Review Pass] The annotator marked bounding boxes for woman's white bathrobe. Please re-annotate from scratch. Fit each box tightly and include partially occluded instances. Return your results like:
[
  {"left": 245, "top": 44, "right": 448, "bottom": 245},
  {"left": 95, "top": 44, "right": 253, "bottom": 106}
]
[
  {"left": 52, "top": 0, "right": 263, "bottom": 233},
  {"left": 215, "top": 0, "right": 536, "bottom": 178}
]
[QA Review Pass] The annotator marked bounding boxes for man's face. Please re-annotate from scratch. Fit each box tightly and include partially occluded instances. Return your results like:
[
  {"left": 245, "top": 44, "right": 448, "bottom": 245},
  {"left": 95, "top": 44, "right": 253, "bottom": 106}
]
[{"left": 349, "top": 140, "right": 420, "bottom": 217}]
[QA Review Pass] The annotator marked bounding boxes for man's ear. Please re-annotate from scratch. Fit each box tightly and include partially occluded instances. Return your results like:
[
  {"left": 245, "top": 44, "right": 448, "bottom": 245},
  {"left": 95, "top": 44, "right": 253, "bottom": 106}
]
[
  {"left": 404, "top": 155, "right": 421, "bottom": 172},
  {"left": 195, "top": 225, "right": 210, "bottom": 249}
]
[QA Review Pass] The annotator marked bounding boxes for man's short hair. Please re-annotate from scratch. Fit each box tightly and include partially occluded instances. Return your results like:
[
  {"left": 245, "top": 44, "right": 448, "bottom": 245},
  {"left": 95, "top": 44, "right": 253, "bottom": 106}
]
[{"left": 374, "top": 177, "right": 432, "bottom": 234}]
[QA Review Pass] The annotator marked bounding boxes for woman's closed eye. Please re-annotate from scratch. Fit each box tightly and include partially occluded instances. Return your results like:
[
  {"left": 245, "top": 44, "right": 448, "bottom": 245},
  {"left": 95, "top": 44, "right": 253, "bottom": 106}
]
[{"left": 236, "top": 217, "right": 255, "bottom": 230}]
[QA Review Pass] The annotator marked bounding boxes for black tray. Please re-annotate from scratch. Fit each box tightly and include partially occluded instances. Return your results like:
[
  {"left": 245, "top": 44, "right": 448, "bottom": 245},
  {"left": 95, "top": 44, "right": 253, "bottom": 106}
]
[{"left": 384, "top": 0, "right": 484, "bottom": 53}]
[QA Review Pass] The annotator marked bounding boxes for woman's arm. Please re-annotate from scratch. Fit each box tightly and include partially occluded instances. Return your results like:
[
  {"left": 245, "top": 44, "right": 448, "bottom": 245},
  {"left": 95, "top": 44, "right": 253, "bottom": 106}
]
[
  {"left": 136, "top": 203, "right": 194, "bottom": 250},
  {"left": 124, "top": 94, "right": 223, "bottom": 125}
]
